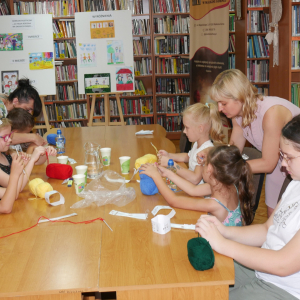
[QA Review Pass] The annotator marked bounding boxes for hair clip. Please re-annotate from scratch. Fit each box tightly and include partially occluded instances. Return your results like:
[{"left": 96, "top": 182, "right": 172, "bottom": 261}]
[
  {"left": 228, "top": 144, "right": 230, "bottom": 147},
  {"left": 0, "top": 120, "right": 3, "bottom": 125},
  {"left": 205, "top": 103, "right": 209, "bottom": 108}
]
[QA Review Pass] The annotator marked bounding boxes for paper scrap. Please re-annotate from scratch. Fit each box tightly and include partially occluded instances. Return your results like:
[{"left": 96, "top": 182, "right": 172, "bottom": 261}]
[
  {"left": 109, "top": 210, "right": 148, "bottom": 220},
  {"left": 171, "top": 223, "right": 196, "bottom": 230},
  {"left": 38, "top": 213, "right": 77, "bottom": 223},
  {"left": 135, "top": 130, "right": 154, "bottom": 135},
  {"left": 44, "top": 190, "right": 65, "bottom": 206}
]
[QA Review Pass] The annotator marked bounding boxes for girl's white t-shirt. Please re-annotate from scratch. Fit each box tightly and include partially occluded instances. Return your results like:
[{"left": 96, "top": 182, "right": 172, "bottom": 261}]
[
  {"left": 188, "top": 140, "right": 214, "bottom": 171},
  {"left": 256, "top": 180, "right": 300, "bottom": 299}
]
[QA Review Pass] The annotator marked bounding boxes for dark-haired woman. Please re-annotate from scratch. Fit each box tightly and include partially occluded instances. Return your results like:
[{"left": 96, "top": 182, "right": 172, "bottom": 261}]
[{"left": 0, "top": 78, "right": 46, "bottom": 146}]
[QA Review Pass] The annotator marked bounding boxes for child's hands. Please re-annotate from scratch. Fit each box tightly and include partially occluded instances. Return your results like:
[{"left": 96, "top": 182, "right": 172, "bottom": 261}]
[
  {"left": 139, "top": 163, "right": 160, "bottom": 178},
  {"left": 158, "top": 150, "right": 168, "bottom": 157},
  {"left": 31, "top": 146, "right": 46, "bottom": 162},
  {"left": 158, "top": 155, "right": 170, "bottom": 167},
  {"left": 197, "top": 147, "right": 214, "bottom": 166},
  {"left": 157, "top": 165, "right": 171, "bottom": 178},
  {"left": 46, "top": 146, "right": 57, "bottom": 156},
  {"left": 11, "top": 155, "right": 26, "bottom": 177}
]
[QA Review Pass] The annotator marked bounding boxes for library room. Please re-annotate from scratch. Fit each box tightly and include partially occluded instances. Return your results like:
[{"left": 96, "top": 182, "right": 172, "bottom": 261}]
[{"left": 0, "top": 0, "right": 300, "bottom": 299}]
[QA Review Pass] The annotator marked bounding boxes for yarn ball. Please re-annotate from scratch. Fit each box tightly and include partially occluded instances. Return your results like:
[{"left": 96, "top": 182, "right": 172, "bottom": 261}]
[
  {"left": 35, "top": 182, "right": 53, "bottom": 198},
  {"left": 187, "top": 237, "right": 215, "bottom": 271},
  {"left": 46, "top": 163, "right": 73, "bottom": 180},
  {"left": 139, "top": 169, "right": 158, "bottom": 195},
  {"left": 29, "top": 178, "right": 44, "bottom": 196},
  {"left": 135, "top": 154, "right": 157, "bottom": 169}
]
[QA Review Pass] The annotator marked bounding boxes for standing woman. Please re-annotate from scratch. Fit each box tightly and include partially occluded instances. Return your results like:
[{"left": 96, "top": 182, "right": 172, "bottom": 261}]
[
  {"left": 0, "top": 78, "right": 46, "bottom": 146},
  {"left": 210, "top": 69, "right": 300, "bottom": 216}
]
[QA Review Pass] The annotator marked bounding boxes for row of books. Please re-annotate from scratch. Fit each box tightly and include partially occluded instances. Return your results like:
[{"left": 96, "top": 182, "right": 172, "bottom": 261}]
[
  {"left": 83, "top": 0, "right": 105, "bottom": 11},
  {"left": 291, "top": 83, "right": 300, "bottom": 107},
  {"left": 0, "top": 0, "right": 9, "bottom": 15},
  {"left": 292, "top": 5, "right": 300, "bottom": 36},
  {"left": 133, "top": 37, "right": 151, "bottom": 55},
  {"left": 247, "top": 35, "right": 269, "bottom": 58},
  {"left": 53, "top": 20, "right": 75, "bottom": 38},
  {"left": 153, "top": 16, "right": 190, "bottom": 34},
  {"left": 134, "top": 58, "right": 152, "bottom": 75},
  {"left": 153, "top": 0, "right": 190, "bottom": 14},
  {"left": 155, "top": 57, "right": 190, "bottom": 74},
  {"left": 247, "top": 11, "right": 269, "bottom": 33},
  {"left": 126, "top": 117, "right": 153, "bottom": 125},
  {"left": 291, "top": 40, "right": 300, "bottom": 69},
  {"left": 54, "top": 40, "right": 77, "bottom": 58},
  {"left": 247, "top": 0, "right": 269, "bottom": 7},
  {"left": 229, "top": 54, "right": 235, "bottom": 69},
  {"left": 134, "top": 79, "right": 147, "bottom": 95},
  {"left": 154, "top": 36, "right": 189, "bottom": 55},
  {"left": 156, "top": 96, "right": 190, "bottom": 113},
  {"left": 132, "top": 18, "right": 150, "bottom": 35},
  {"left": 157, "top": 115, "right": 182, "bottom": 132},
  {"left": 247, "top": 60, "right": 269, "bottom": 83},
  {"left": 229, "top": 14, "right": 235, "bottom": 32},
  {"left": 156, "top": 77, "right": 190, "bottom": 94},
  {"left": 131, "top": 0, "right": 145, "bottom": 14},
  {"left": 56, "top": 83, "right": 85, "bottom": 100},
  {"left": 254, "top": 85, "right": 269, "bottom": 96},
  {"left": 229, "top": 34, "right": 235, "bottom": 52},
  {"left": 14, "top": 0, "right": 79, "bottom": 16},
  {"left": 230, "top": 0, "right": 235, "bottom": 11},
  {"left": 45, "top": 103, "right": 87, "bottom": 121},
  {"left": 55, "top": 64, "right": 77, "bottom": 81}
]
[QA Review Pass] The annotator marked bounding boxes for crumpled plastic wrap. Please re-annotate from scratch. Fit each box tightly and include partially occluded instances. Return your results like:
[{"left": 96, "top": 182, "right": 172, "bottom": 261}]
[{"left": 70, "top": 170, "right": 136, "bottom": 209}]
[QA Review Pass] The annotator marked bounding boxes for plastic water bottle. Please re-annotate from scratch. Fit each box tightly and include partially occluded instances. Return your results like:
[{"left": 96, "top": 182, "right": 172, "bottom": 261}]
[
  {"left": 166, "top": 159, "right": 177, "bottom": 191},
  {"left": 55, "top": 129, "right": 65, "bottom": 154}
]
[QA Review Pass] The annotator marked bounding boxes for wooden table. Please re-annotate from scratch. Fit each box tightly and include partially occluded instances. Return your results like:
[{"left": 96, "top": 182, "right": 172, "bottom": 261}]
[{"left": 0, "top": 125, "right": 234, "bottom": 300}]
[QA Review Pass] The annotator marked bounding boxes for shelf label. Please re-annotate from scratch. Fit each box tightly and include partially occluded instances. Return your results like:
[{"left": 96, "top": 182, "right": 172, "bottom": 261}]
[
  {"left": 53, "top": 33, "right": 57, "bottom": 39},
  {"left": 134, "top": 90, "right": 140, "bottom": 95},
  {"left": 135, "top": 71, "right": 140, "bottom": 76},
  {"left": 145, "top": 108, "right": 150, "bottom": 114},
  {"left": 57, "top": 116, "right": 62, "bottom": 121},
  {"left": 142, "top": 106, "right": 146, "bottom": 112},
  {"left": 59, "top": 53, "right": 65, "bottom": 59},
  {"left": 140, "top": 90, "right": 145, "bottom": 95},
  {"left": 58, "top": 32, "right": 64, "bottom": 38},
  {"left": 11, "top": 17, "right": 35, "bottom": 30}
]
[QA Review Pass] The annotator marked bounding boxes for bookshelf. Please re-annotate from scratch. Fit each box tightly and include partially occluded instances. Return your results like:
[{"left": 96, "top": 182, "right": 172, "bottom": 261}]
[
  {"left": 229, "top": 0, "right": 235, "bottom": 69},
  {"left": 235, "top": 0, "right": 270, "bottom": 96}
]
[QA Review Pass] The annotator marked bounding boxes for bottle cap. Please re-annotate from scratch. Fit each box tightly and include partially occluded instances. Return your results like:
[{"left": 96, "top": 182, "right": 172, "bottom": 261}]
[
  {"left": 57, "top": 129, "right": 62, "bottom": 135},
  {"left": 168, "top": 159, "right": 174, "bottom": 166}
]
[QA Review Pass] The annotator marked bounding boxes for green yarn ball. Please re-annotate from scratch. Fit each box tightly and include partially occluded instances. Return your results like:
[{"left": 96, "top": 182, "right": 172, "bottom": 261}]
[{"left": 187, "top": 237, "right": 215, "bottom": 271}]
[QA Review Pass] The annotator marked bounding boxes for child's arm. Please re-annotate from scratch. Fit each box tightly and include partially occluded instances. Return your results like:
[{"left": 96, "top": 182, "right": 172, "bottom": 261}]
[
  {"left": 0, "top": 155, "right": 25, "bottom": 214},
  {"left": 140, "top": 164, "right": 215, "bottom": 212},
  {"left": 157, "top": 165, "right": 212, "bottom": 196},
  {"left": 172, "top": 163, "right": 203, "bottom": 185},
  {"left": 12, "top": 133, "right": 47, "bottom": 147},
  {"left": 158, "top": 150, "right": 189, "bottom": 165},
  {"left": 26, "top": 143, "right": 37, "bottom": 154},
  {"left": 33, "top": 146, "right": 57, "bottom": 165}
]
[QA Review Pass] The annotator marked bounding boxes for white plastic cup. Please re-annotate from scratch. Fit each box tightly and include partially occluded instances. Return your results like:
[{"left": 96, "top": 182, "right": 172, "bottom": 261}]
[
  {"left": 57, "top": 155, "right": 68, "bottom": 164},
  {"left": 100, "top": 148, "right": 111, "bottom": 166},
  {"left": 75, "top": 165, "right": 88, "bottom": 184},
  {"left": 119, "top": 156, "right": 131, "bottom": 174},
  {"left": 73, "top": 174, "right": 86, "bottom": 195}
]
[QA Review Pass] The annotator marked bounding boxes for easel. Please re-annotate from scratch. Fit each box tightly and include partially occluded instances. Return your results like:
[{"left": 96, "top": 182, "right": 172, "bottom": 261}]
[
  {"left": 87, "top": 93, "right": 126, "bottom": 126},
  {"left": 32, "top": 96, "right": 51, "bottom": 132}
]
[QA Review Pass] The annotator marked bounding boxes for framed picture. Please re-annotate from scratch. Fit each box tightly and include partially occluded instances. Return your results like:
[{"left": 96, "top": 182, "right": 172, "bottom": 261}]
[
  {"left": 1, "top": 70, "right": 19, "bottom": 94},
  {"left": 84, "top": 73, "right": 111, "bottom": 94}
]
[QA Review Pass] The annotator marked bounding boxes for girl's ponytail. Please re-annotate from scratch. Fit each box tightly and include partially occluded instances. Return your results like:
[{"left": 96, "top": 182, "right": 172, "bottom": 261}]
[
  {"left": 207, "top": 102, "right": 224, "bottom": 143},
  {"left": 237, "top": 160, "right": 254, "bottom": 225}
]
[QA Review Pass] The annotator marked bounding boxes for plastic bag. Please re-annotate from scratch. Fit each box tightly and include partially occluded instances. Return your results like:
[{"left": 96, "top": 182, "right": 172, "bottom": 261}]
[{"left": 70, "top": 170, "right": 136, "bottom": 209}]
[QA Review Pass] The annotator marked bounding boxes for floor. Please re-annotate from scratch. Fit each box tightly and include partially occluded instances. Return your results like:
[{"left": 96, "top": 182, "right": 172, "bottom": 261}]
[{"left": 171, "top": 139, "right": 268, "bottom": 225}]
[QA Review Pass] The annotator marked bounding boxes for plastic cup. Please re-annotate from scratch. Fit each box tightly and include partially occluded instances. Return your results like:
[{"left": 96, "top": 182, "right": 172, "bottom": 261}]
[
  {"left": 75, "top": 165, "right": 88, "bottom": 184},
  {"left": 119, "top": 156, "right": 131, "bottom": 174},
  {"left": 57, "top": 155, "right": 68, "bottom": 164},
  {"left": 73, "top": 174, "right": 86, "bottom": 195},
  {"left": 100, "top": 148, "right": 111, "bottom": 166}
]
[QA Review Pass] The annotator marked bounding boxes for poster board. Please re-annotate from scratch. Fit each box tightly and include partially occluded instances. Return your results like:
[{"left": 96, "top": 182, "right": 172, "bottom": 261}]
[
  {"left": 75, "top": 10, "right": 134, "bottom": 94},
  {"left": 0, "top": 15, "right": 55, "bottom": 95}
]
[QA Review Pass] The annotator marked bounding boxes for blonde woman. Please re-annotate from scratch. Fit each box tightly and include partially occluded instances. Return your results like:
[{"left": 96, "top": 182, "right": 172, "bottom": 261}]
[{"left": 207, "top": 69, "right": 300, "bottom": 216}]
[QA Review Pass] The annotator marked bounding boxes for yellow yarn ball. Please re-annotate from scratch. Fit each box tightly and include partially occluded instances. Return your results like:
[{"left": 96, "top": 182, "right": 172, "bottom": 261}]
[
  {"left": 135, "top": 154, "right": 157, "bottom": 169},
  {"left": 35, "top": 182, "right": 53, "bottom": 198},
  {"left": 29, "top": 178, "right": 44, "bottom": 196}
]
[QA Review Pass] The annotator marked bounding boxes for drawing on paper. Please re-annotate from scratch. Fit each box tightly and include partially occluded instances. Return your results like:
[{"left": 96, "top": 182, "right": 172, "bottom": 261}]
[
  {"left": 116, "top": 67, "right": 134, "bottom": 91},
  {"left": 1, "top": 70, "right": 18, "bottom": 94},
  {"left": 0, "top": 33, "right": 23, "bottom": 51},
  {"left": 107, "top": 40, "right": 124, "bottom": 65},
  {"left": 90, "top": 20, "right": 115, "bottom": 39},
  {"left": 79, "top": 43, "right": 97, "bottom": 68},
  {"left": 84, "top": 73, "right": 111, "bottom": 93},
  {"left": 29, "top": 52, "right": 54, "bottom": 70}
]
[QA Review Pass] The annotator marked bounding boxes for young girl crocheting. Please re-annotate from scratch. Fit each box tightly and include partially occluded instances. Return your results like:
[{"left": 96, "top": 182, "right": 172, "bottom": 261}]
[
  {"left": 195, "top": 114, "right": 300, "bottom": 299},
  {"left": 158, "top": 102, "right": 223, "bottom": 185},
  {"left": 140, "top": 145, "right": 254, "bottom": 225}
]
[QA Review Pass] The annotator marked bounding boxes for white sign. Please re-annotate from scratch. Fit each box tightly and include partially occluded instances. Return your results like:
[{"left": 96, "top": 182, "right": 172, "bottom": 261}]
[
  {"left": 26, "top": 34, "right": 43, "bottom": 39},
  {"left": 11, "top": 18, "right": 35, "bottom": 30},
  {"left": 90, "top": 13, "right": 113, "bottom": 20},
  {"left": 11, "top": 58, "right": 27, "bottom": 64}
]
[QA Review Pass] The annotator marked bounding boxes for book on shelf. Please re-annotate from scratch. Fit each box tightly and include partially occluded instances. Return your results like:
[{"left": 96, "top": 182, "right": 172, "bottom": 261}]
[
  {"left": 154, "top": 16, "right": 190, "bottom": 34},
  {"left": 132, "top": 0, "right": 144, "bottom": 14},
  {"left": 14, "top": 0, "right": 79, "bottom": 16},
  {"left": 291, "top": 40, "right": 300, "bottom": 69},
  {"left": 55, "top": 64, "right": 78, "bottom": 81},
  {"left": 45, "top": 103, "right": 87, "bottom": 121},
  {"left": 229, "top": 34, "right": 235, "bottom": 52},
  {"left": 134, "top": 79, "right": 147, "bottom": 94},
  {"left": 154, "top": 35, "right": 189, "bottom": 55},
  {"left": 254, "top": 85, "right": 268, "bottom": 96},
  {"left": 54, "top": 40, "right": 77, "bottom": 58},
  {"left": 56, "top": 82, "right": 85, "bottom": 100},
  {"left": 156, "top": 78, "right": 190, "bottom": 94},
  {"left": 247, "top": 60, "right": 269, "bottom": 83},
  {"left": 134, "top": 58, "right": 152, "bottom": 75},
  {"left": 247, "top": 0, "right": 269, "bottom": 7},
  {"left": 153, "top": 0, "right": 190, "bottom": 14},
  {"left": 230, "top": 0, "right": 235, "bottom": 11},
  {"left": 291, "top": 83, "right": 300, "bottom": 107},
  {"left": 157, "top": 115, "right": 182, "bottom": 132},
  {"left": 125, "top": 116, "right": 153, "bottom": 125},
  {"left": 247, "top": 11, "right": 269, "bottom": 33},
  {"left": 247, "top": 35, "right": 269, "bottom": 58},
  {"left": 229, "top": 54, "right": 235, "bottom": 69},
  {"left": 155, "top": 57, "right": 189, "bottom": 74},
  {"left": 0, "top": 0, "right": 9, "bottom": 15},
  {"left": 229, "top": 14, "right": 235, "bottom": 32},
  {"left": 132, "top": 18, "right": 150, "bottom": 35},
  {"left": 53, "top": 20, "right": 76, "bottom": 38},
  {"left": 156, "top": 96, "right": 190, "bottom": 113},
  {"left": 133, "top": 37, "right": 151, "bottom": 55}
]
